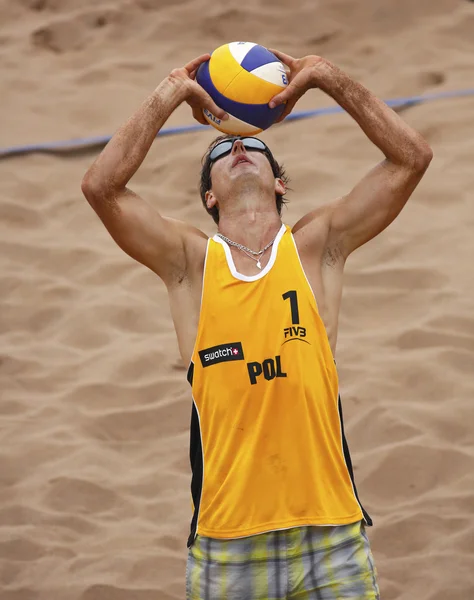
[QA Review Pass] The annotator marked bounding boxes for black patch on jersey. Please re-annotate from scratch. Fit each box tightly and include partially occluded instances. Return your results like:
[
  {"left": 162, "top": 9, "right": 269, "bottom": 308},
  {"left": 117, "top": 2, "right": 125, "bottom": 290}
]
[
  {"left": 199, "top": 342, "right": 244, "bottom": 367},
  {"left": 187, "top": 361, "right": 194, "bottom": 385}
]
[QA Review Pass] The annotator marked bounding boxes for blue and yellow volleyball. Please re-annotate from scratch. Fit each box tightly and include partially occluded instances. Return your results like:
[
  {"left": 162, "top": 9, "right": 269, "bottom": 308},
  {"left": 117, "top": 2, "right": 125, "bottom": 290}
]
[{"left": 196, "top": 42, "right": 288, "bottom": 135}]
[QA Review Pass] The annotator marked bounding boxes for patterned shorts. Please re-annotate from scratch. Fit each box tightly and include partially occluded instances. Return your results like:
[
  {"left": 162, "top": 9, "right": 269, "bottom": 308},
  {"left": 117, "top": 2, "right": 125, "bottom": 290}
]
[{"left": 186, "top": 520, "right": 380, "bottom": 600}]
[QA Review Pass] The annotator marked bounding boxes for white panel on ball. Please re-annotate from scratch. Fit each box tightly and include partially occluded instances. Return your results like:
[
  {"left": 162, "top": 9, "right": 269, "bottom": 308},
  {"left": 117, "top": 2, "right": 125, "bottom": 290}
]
[
  {"left": 250, "top": 63, "right": 288, "bottom": 86},
  {"left": 228, "top": 41, "right": 256, "bottom": 65}
]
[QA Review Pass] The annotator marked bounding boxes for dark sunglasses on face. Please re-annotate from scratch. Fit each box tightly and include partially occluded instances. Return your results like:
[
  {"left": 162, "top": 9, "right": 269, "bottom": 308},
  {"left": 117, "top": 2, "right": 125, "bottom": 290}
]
[{"left": 208, "top": 137, "right": 274, "bottom": 165}]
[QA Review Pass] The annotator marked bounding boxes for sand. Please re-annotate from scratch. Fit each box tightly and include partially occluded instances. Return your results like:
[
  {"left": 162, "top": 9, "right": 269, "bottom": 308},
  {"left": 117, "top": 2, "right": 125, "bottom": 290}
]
[{"left": 1, "top": 1, "right": 474, "bottom": 598}]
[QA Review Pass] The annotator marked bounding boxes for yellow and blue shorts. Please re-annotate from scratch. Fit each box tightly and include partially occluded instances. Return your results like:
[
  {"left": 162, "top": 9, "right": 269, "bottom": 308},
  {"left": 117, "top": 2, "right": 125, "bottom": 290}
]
[{"left": 186, "top": 520, "right": 380, "bottom": 600}]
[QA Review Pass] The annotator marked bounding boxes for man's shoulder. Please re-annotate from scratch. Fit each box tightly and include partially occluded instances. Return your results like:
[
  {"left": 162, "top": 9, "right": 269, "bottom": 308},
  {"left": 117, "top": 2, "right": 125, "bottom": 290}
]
[
  {"left": 291, "top": 206, "right": 332, "bottom": 250},
  {"left": 291, "top": 204, "right": 345, "bottom": 269},
  {"left": 164, "top": 216, "right": 207, "bottom": 237}
]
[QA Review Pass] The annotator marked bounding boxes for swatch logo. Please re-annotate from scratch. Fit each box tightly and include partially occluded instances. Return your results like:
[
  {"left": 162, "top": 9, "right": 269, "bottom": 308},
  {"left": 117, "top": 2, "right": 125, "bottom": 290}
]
[{"left": 199, "top": 342, "right": 244, "bottom": 367}]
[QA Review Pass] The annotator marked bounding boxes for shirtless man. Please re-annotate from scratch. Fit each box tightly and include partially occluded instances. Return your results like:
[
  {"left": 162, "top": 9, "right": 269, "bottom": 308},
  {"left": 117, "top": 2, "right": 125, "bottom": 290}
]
[{"left": 82, "top": 50, "right": 432, "bottom": 600}]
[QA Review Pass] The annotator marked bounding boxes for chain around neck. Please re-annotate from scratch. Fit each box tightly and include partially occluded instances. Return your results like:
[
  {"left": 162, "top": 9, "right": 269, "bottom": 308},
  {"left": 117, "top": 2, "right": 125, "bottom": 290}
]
[{"left": 216, "top": 230, "right": 279, "bottom": 256}]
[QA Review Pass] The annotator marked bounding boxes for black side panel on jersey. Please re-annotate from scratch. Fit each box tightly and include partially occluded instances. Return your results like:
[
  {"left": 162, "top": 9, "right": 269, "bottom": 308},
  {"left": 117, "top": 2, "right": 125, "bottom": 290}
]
[
  {"left": 187, "top": 363, "right": 203, "bottom": 547},
  {"left": 187, "top": 361, "right": 194, "bottom": 385},
  {"left": 338, "top": 396, "right": 373, "bottom": 526}
]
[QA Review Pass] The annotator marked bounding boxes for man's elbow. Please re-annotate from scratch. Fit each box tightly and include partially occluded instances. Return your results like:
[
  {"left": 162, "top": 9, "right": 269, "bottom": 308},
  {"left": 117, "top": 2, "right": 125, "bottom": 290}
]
[
  {"left": 81, "top": 171, "right": 95, "bottom": 199},
  {"left": 81, "top": 171, "right": 107, "bottom": 207},
  {"left": 412, "top": 140, "right": 434, "bottom": 173}
]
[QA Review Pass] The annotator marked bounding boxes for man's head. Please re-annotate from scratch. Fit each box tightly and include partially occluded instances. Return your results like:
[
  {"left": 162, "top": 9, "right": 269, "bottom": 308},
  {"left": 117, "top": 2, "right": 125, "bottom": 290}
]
[{"left": 199, "top": 135, "right": 290, "bottom": 224}]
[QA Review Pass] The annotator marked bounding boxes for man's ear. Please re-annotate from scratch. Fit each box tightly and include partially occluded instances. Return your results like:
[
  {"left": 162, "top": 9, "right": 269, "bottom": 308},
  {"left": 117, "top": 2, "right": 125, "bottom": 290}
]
[
  {"left": 205, "top": 190, "right": 218, "bottom": 210},
  {"left": 275, "top": 178, "right": 286, "bottom": 196}
]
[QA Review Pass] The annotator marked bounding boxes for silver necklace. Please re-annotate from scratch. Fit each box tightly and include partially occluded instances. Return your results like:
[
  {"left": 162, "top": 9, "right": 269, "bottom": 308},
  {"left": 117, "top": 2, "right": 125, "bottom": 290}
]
[{"left": 216, "top": 231, "right": 278, "bottom": 269}]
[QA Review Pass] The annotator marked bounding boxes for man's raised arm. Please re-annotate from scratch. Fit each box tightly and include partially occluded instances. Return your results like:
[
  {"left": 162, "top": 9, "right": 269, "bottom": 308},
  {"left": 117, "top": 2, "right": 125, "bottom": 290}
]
[
  {"left": 81, "top": 54, "right": 228, "bottom": 283},
  {"left": 269, "top": 50, "right": 433, "bottom": 259}
]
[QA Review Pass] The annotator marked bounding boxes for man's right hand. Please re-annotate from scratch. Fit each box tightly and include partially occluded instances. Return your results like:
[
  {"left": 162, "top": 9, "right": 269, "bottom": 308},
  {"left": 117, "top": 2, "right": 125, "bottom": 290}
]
[{"left": 168, "top": 54, "right": 228, "bottom": 125}]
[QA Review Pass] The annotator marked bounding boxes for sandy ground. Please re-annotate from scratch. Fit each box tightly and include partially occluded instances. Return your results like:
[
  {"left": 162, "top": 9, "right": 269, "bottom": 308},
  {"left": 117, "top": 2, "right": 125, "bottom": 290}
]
[{"left": 1, "top": 1, "right": 474, "bottom": 599}]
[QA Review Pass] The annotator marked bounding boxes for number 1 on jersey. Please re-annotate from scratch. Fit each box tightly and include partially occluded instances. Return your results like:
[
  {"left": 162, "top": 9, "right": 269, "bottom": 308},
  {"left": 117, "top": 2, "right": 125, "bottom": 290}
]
[{"left": 282, "top": 290, "right": 300, "bottom": 325}]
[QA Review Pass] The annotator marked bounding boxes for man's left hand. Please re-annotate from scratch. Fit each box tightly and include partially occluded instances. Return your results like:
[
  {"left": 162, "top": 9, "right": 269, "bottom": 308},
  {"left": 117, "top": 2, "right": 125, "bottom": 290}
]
[{"left": 268, "top": 49, "right": 326, "bottom": 122}]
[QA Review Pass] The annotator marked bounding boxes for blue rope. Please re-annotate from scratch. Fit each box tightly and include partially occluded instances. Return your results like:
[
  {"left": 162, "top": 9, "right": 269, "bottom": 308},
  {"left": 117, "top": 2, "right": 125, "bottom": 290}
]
[{"left": 1, "top": 88, "right": 473, "bottom": 159}]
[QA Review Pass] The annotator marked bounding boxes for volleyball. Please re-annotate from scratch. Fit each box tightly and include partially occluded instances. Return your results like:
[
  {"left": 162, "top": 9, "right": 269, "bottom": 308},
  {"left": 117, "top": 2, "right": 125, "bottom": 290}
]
[{"left": 196, "top": 42, "right": 288, "bottom": 135}]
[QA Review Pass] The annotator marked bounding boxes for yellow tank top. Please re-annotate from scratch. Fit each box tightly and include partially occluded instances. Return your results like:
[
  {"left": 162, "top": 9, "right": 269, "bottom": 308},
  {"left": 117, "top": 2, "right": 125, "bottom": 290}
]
[{"left": 186, "top": 224, "right": 371, "bottom": 546}]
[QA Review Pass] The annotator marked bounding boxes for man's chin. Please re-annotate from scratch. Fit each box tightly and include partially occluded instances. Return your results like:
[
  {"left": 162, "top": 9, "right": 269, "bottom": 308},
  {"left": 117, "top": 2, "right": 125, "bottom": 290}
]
[
  {"left": 231, "top": 163, "right": 255, "bottom": 172},
  {"left": 230, "top": 168, "right": 258, "bottom": 181}
]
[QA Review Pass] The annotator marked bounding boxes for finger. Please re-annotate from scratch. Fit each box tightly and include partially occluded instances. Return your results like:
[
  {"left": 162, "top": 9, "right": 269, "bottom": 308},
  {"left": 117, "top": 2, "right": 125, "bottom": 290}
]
[
  {"left": 268, "top": 48, "right": 295, "bottom": 66},
  {"left": 269, "top": 87, "right": 293, "bottom": 109},
  {"left": 276, "top": 101, "right": 296, "bottom": 123},
  {"left": 269, "top": 78, "right": 304, "bottom": 108},
  {"left": 276, "top": 100, "right": 296, "bottom": 122},
  {"left": 207, "top": 103, "right": 229, "bottom": 121},
  {"left": 198, "top": 89, "right": 229, "bottom": 121},
  {"left": 184, "top": 53, "right": 211, "bottom": 74},
  {"left": 192, "top": 107, "right": 209, "bottom": 125}
]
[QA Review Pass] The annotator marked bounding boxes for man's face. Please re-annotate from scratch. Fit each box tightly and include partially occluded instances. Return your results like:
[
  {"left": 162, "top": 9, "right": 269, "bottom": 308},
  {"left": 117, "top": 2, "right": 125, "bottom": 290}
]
[{"left": 206, "top": 138, "right": 284, "bottom": 208}]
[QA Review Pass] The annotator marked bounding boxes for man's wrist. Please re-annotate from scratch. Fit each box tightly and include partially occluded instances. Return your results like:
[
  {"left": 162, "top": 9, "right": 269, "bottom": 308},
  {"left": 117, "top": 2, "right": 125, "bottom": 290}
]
[
  {"left": 156, "top": 75, "right": 189, "bottom": 104},
  {"left": 310, "top": 59, "right": 347, "bottom": 93}
]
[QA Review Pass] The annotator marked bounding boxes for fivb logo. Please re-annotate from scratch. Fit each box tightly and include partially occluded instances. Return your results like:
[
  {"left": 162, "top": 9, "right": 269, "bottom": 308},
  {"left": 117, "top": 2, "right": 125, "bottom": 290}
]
[
  {"left": 199, "top": 342, "right": 244, "bottom": 367},
  {"left": 203, "top": 108, "right": 221, "bottom": 125}
]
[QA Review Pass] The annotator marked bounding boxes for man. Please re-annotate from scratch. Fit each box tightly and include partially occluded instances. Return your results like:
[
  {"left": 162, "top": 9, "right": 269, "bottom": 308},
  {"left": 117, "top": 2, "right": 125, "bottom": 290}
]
[{"left": 82, "top": 49, "right": 432, "bottom": 600}]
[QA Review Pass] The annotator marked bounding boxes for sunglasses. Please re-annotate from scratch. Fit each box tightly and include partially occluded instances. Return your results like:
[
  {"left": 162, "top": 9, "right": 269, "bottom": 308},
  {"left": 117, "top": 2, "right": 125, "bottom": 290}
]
[{"left": 208, "top": 137, "right": 275, "bottom": 165}]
